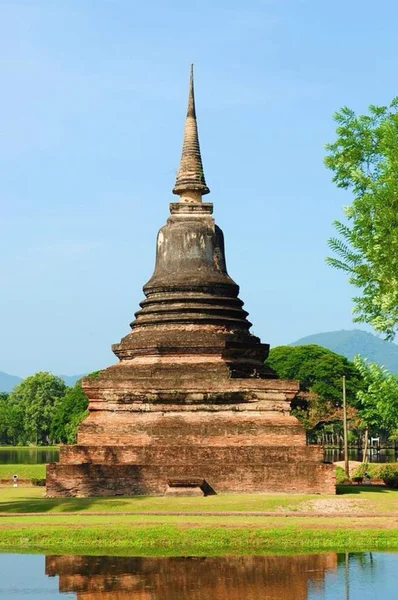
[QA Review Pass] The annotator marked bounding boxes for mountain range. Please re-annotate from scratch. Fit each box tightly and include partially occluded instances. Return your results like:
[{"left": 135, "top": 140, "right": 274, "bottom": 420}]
[
  {"left": 291, "top": 329, "right": 398, "bottom": 373},
  {"left": 0, "top": 372, "right": 84, "bottom": 393},
  {"left": 1, "top": 329, "right": 397, "bottom": 392}
]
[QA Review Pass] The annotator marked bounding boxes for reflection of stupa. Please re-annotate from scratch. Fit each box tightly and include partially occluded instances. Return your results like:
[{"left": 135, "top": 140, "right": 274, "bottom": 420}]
[
  {"left": 46, "top": 66, "right": 334, "bottom": 497},
  {"left": 46, "top": 554, "right": 338, "bottom": 600}
]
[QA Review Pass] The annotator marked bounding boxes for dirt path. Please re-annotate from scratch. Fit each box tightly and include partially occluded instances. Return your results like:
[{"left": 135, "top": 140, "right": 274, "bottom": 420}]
[{"left": 1, "top": 510, "right": 398, "bottom": 518}]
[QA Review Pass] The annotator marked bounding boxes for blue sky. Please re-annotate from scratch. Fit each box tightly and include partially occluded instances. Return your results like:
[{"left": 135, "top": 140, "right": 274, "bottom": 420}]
[{"left": 1, "top": 0, "right": 397, "bottom": 377}]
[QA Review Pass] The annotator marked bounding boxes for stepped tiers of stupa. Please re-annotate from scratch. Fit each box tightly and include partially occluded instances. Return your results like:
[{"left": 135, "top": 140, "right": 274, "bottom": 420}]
[{"left": 46, "top": 66, "right": 334, "bottom": 497}]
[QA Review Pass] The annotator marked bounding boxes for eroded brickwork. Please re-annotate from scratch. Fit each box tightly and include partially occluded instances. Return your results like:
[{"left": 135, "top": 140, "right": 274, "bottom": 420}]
[{"left": 46, "top": 67, "right": 334, "bottom": 497}]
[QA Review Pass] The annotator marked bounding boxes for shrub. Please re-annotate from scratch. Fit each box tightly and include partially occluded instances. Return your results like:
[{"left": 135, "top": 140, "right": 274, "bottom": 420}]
[
  {"left": 31, "top": 478, "right": 46, "bottom": 487},
  {"left": 379, "top": 465, "right": 398, "bottom": 488},
  {"left": 335, "top": 466, "right": 350, "bottom": 485},
  {"left": 352, "top": 463, "right": 371, "bottom": 480}
]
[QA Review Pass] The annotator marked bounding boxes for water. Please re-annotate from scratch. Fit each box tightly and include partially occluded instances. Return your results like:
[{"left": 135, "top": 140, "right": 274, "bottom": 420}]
[
  {"left": 0, "top": 552, "right": 396, "bottom": 599},
  {"left": 1, "top": 446, "right": 396, "bottom": 465},
  {"left": 324, "top": 448, "right": 397, "bottom": 464},
  {"left": 0, "top": 448, "right": 59, "bottom": 464}
]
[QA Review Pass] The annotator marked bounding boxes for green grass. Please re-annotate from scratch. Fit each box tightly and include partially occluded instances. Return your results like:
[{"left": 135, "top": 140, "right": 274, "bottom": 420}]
[
  {"left": 1, "top": 485, "right": 398, "bottom": 514},
  {"left": 0, "top": 487, "right": 319, "bottom": 513},
  {"left": 1, "top": 487, "right": 398, "bottom": 555},
  {"left": 0, "top": 464, "right": 45, "bottom": 480},
  {"left": 1, "top": 523, "right": 397, "bottom": 556}
]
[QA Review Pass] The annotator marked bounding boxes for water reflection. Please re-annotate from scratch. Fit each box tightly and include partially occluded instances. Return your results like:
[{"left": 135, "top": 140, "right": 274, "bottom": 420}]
[
  {"left": 0, "top": 552, "right": 396, "bottom": 599},
  {"left": 1, "top": 447, "right": 396, "bottom": 465},
  {"left": 46, "top": 554, "right": 337, "bottom": 599},
  {"left": 0, "top": 448, "right": 59, "bottom": 464},
  {"left": 324, "top": 447, "right": 397, "bottom": 463}
]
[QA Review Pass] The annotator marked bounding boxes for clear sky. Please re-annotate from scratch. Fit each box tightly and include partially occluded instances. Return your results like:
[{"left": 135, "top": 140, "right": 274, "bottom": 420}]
[{"left": 1, "top": 0, "right": 397, "bottom": 377}]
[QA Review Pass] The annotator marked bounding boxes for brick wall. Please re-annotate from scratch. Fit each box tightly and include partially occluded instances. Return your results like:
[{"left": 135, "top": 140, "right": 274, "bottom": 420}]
[{"left": 47, "top": 459, "right": 335, "bottom": 497}]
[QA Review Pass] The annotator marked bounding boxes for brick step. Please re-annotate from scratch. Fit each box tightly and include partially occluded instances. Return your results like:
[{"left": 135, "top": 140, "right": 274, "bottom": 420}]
[{"left": 60, "top": 444, "right": 323, "bottom": 465}]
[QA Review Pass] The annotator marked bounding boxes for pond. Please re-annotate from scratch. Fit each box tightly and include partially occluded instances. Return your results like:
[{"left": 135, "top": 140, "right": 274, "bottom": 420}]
[
  {"left": 324, "top": 447, "right": 397, "bottom": 463},
  {"left": 0, "top": 552, "right": 396, "bottom": 599},
  {"left": 0, "top": 448, "right": 59, "bottom": 464},
  {"left": 1, "top": 446, "right": 396, "bottom": 465}
]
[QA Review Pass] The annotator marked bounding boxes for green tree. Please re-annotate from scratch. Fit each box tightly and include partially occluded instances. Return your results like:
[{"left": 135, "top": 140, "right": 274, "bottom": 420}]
[
  {"left": 325, "top": 99, "right": 398, "bottom": 340},
  {"left": 8, "top": 372, "right": 67, "bottom": 445},
  {"left": 0, "top": 393, "right": 9, "bottom": 444},
  {"left": 354, "top": 355, "right": 398, "bottom": 438},
  {"left": 5, "top": 403, "right": 25, "bottom": 445},
  {"left": 266, "top": 345, "right": 363, "bottom": 440},
  {"left": 51, "top": 378, "right": 89, "bottom": 444},
  {"left": 0, "top": 392, "right": 24, "bottom": 445}
]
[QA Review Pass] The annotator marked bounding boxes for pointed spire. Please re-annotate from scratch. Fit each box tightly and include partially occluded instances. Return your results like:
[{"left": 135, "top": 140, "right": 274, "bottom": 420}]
[{"left": 173, "top": 65, "right": 210, "bottom": 198}]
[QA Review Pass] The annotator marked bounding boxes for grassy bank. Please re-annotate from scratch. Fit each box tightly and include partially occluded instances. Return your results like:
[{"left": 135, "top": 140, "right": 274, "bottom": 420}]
[
  {"left": 0, "top": 464, "right": 45, "bottom": 480},
  {"left": 1, "top": 521, "right": 397, "bottom": 556},
  {"left": 0, "top": 487, "right": 397, "bottom": 555}
]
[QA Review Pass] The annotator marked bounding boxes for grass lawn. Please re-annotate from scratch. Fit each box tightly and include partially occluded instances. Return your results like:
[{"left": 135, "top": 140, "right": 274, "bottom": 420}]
[
  {"left": 0, "top": 464, "right": 45, "bottom": 480},
  {"left": 0, "top": 484, "right": 397, "bottom": 514},
  {"left": 0, "top": 486, "right": 397, "bottom": 555}
]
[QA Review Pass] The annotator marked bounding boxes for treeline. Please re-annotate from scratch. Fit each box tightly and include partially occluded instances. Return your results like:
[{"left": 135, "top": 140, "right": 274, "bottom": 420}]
[
  {"left": 0, "top": 371, "right": 97, "bottom": 446},
  {"left": 266, "top": 345, "right": 398, "bottom": 447}
]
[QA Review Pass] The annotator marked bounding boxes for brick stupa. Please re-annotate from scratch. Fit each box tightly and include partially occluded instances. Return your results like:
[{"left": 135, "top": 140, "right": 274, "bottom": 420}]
[{"left": 46, "top": 67, "right": 334, "bottom": 497}]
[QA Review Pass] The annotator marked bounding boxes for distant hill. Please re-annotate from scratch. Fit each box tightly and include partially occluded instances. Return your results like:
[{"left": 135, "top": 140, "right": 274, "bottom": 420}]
[
  {"left": 0, "top": 371, "right": 22, "bottom": 393},
  {"left": 0, "top": 372, "right": 85, "bottom": 393},
  {"left": 291, "top": 329, "right": 398, "bottom": 373},
  {"left": 58, "top": 374, "right": 85, "bottom": 387}
]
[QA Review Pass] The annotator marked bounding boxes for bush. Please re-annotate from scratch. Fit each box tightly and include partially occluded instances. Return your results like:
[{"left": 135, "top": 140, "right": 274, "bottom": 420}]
[
  {"left": 379, "top": 465, "right": 398, "bottom": 488},
  {"left": 31, "top": 478, "right": 46, "bottom": 487},
  {"left": 351, "top": 462, "right": 398, "bottom": 486},
  {"left": 352, "top": 463, "right": 371, "bottom": 480},
  {"left": 335, "top": 466, "right": 350, "bottom": 485}
]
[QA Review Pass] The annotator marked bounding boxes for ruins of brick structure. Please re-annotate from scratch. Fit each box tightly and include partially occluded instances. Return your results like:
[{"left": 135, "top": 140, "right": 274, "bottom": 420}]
[{"left": 46, "top": 66, "right": 334, "bottom": 497}]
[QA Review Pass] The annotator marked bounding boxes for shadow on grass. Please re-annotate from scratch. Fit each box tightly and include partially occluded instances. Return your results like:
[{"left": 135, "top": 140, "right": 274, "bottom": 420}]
[
  {"left": 336, "top": 485, "right": 389, "bottom": 495},
  {"left": 0, "top": 495, "right": 153, "bottom": 513}
]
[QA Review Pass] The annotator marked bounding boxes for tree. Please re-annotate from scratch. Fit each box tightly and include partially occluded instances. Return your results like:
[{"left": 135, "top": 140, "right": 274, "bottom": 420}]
[
  {"left": 51, "top": 378, "right": 89, "bottom": 444},
  {"left": 0, "top": 392, "right": 24, "bottom": 445},
  {"left": 353, "top": 355, "right": 398, "bottom": 439},
  {"left": 8, "top": 372, "right": 67, "bottom": 445},
  {"left": 266, "top": 345, "right": 363, "bottom": 442},
  {"left": 325, "top": 99, "right": 398, "bottom": 340},
  {"left": 267, "top": 345, "right": 361, "bottom": 406},
  {"left": 0, "top": 393, "right": 9, "bottom": 444}
]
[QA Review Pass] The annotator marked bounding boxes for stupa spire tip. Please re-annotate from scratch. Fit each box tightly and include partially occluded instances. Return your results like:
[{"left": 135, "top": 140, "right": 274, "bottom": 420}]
[{"left": 172, "top": 65, "right": 210, "bottom": 199}]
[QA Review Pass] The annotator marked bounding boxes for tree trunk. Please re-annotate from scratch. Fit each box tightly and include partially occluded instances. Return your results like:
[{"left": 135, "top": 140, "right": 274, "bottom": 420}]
[{"left": 362, "top": 427, "right": 369, "bottom": 463}]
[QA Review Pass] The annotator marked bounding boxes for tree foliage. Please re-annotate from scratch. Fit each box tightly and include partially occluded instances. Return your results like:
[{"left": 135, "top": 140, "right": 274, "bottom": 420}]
[
  {"left": 266, "top": 345, "right": 362, "bottom": 435},
  {"left": 0, "top": 372, "right": 94, "bottom": 446},
  {"left": 0, "top": 393, "right": 10, "bottom": 444},
  {"left": 0, "top": 391, "right": 24, "bottom": 446},
  {"left": 51, "top": 378, "right": 89, "bottom": 444},
  {"left": 7, "top": 372, "right": 67, "bottom": 445},
  {"left": 325, "top": 99, "right": 398, "bottom": 340},
  {"left": 267, "top": 344, "right": 361, "bottom": 404},
  {"left": 354, "top": 355, "right": 398, "bottom": 437}
]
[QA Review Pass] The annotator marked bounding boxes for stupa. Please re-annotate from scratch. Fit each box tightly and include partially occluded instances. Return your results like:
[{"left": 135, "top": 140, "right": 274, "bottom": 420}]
[{"left": 46, "top": 66, "right": 334, "bottom": 497}]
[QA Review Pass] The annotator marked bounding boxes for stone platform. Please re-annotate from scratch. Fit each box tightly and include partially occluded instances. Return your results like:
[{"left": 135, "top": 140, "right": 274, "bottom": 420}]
[{"left": 46, "top": 372, "right": 335, "bottom": 496}]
